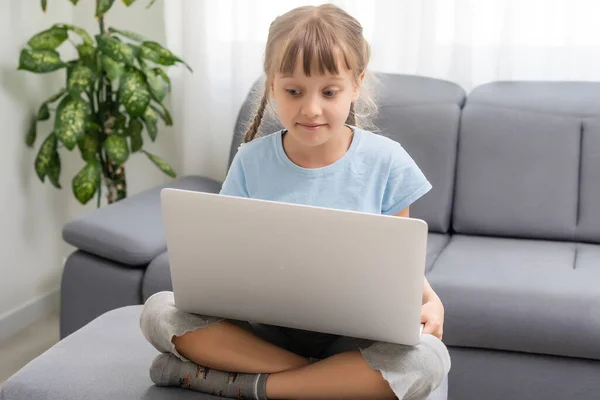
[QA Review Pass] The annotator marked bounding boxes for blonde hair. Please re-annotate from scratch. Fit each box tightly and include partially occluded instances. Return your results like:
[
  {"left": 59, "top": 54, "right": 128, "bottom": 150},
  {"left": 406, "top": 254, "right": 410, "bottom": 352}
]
[{"left": 243, "top": 3, "right": 378, "bottom": 143}]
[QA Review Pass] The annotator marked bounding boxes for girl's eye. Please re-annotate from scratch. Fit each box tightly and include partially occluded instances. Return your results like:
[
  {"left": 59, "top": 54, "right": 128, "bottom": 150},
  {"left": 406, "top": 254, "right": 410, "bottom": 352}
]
[
  {"left": 286, "top": 89, "right": 300, "bottom": 96},
  {"left": 323, "top": 90, "right": 337, "bottom": 97}
]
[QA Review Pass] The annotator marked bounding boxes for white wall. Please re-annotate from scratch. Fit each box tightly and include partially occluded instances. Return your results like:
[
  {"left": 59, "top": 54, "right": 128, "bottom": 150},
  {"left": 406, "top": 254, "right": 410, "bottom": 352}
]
[{"left": 0, "top": 0, "right": 177, "bottom": 339}]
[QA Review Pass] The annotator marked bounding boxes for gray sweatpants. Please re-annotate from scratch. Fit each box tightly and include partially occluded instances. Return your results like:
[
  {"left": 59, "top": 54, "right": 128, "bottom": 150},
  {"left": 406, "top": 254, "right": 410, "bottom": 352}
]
[{"left": 140, "top": 291, "right": 451, "bottom": 400}]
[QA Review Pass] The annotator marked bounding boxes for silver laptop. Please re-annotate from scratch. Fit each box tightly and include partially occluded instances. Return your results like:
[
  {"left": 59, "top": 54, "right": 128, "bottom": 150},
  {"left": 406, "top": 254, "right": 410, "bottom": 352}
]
[{"left": 161, "top": 188, "right": 428, "bottom": 345}]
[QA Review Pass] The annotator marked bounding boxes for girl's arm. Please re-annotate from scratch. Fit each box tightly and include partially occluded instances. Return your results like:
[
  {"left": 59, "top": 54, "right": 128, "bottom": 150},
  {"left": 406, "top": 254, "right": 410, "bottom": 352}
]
[{"left": 395, "top": 207, "right": 445, "bottom": 339}]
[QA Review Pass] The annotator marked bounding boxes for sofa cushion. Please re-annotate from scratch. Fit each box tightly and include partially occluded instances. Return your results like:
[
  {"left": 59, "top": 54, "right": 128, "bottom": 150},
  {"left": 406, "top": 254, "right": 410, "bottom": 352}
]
[
  {"left": 1, "top": 306, "right": 218, "bottom": 400},
  {"left": 142, "top": 234, "right": 451, "bottom": 303},
  {"left": 1, "top": 306, "right": 448, "bottom": 400},
  {"left": 63, "top": 176, "right": 223, "bottom": 266},
  {"left": 453, "top": 82, "right": 600, "bottom": 243},
  {"left": 427, "top": 235, "right": 600, "bottom": 360},
  {"left": 453, "top": 104, "right": 580, "bottom": 240},
  {"left": 142, "top": 251, "right": 172, "bottom": 302},
  {"left": 425, "top": 233, "right": 450, "bottom": 274},
  {"left": 60, "top": 251, "right": 144, "bottom": 338}
]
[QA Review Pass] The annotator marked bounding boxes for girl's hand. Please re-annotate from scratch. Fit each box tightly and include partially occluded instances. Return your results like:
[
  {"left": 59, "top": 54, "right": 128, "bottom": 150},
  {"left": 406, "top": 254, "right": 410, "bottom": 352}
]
[{"left": 421, "top": 298, "right": 445, "bottom": 340}]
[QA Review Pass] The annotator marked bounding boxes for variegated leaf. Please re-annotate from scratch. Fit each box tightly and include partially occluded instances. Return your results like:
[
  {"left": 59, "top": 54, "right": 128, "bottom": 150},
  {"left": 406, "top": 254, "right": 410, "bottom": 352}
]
[
  {"left": 119, "top": 70, "right": 151, "bottom": 117},
  {"left": 47, "top": 151, "right": 61, "bottom": 188},
  {"left": 102, "top": 55, "right": 124, "bottom": 82},
  {"left": 142, "top": 65, "right": 166, "bottom": 101},
  {"left": 54, "top": 95, "right": 90, "bottom": 150},
  {"left": 68, "top": 64, "right": 95, "bottom": 94},
  {"left": 142, "top": 105, "right": 158, "bottom": 141},
  {"left": 150, "top": 103, "right": 172, "bottom": 126},
  {"left": 97, "top": 35, "right": 135, "bottom": 65},
  {"left": 27, "top": 115, "right": 37, "bottom": 147},
  {"left": 27, "top": 27, "right": 68, "bottom": 50},
  {"left": 108, "top": 27, "right": 145, "bottom": 42},
  {"left": 154, "top": 68, "right": 171, "bottom": 91},
  {"left": 96, "top": 0, "right": 116, "bottom": 17},
  {"left": 139, "top": 41, "right": 192, "bottom": 71},
  {"left": 18, "top": 49, "right": 65, "bottom": 73},
  {"left": 77, "top": 44, "right": 98, "bottom": 71},
  {"left": 127, "top": 118, "right": 143, "bottom": 152},
  {"left": 78, "top": 131, "right": 99, "bottom": 162},
  {"left": 34, "top": 133, "right": 57, "bottom": 182},
  {"left": 103, "top": 134, "right": 129, "bottom": 164},
  {"left": 143, "top": 150, "right": 176, "bottom": 178},
  {"left": 64, "top": 25, "right": 94, "bottom": 46},
  {"left": 72, "top": 161, "right": 101, "bottom": 205}
]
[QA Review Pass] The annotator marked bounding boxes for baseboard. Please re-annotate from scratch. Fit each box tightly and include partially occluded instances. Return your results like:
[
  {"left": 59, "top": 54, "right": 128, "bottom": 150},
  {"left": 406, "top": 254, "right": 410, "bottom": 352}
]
[{"left": 0, "top": 289, "right": 60, "bottom": 341}]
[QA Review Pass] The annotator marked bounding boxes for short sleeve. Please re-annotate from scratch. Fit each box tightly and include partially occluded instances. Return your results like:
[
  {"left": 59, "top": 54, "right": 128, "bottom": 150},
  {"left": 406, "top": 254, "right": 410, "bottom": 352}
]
[
  {"left": 219, "top": 151, "right": 249, "bottom": 197},
  {"left": 382, "top": 150, "right": 432, "bottom": 215}
]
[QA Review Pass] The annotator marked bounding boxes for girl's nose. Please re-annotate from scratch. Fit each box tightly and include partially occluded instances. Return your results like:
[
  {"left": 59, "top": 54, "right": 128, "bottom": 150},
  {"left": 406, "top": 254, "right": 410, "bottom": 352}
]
[{"left": 301, "top": 95, "right": 323, "bottom": 118}]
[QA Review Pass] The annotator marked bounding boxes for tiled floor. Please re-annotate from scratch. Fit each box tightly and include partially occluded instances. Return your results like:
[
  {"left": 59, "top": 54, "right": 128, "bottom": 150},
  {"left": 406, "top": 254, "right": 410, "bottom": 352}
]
[{"left": 0, "top": 312, "right": 60, "bottom": 388}]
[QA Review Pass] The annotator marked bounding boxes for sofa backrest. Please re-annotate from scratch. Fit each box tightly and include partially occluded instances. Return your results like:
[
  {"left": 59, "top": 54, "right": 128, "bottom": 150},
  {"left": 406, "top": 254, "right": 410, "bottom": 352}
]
[
  {"left": 230, "top": 73, "right": 465, "bottom": 233},
  {"left": 453, "top": 82, "right": 600, "bottom": 243}
]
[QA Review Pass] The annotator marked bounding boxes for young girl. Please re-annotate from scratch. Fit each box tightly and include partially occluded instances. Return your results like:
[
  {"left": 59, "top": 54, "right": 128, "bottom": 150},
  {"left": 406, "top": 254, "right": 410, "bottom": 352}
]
[{"left": 140, "top": 4, "right": 450, "bottom": 399}]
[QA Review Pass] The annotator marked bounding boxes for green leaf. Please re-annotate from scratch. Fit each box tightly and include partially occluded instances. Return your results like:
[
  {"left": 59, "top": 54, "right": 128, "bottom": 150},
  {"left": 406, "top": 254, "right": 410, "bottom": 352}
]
[
  {"left": 72, "top": 161, "right": 101, "bottom": 205},
  {"left": 41, "top": 0, "right": 48, "bottom": 12},
  {"left": 34, "top": 133, "right": 57, "bottom": 182},
  {"left": 101, "top": 55, "right": 124, "bottom": 82},
  {"left": 122, "top": 0, "right": 136, "bottom": 5},
  {"left": 103, "top": 135, "right": 129, "bottom": 164},
  {"left": 67, "top": 64, "right": 95, "bottom": 94},
  {"left": 27, "top": 27, "right": 68, "bottom": 50},
  {"left": 77, "top": 44, "right": 98, "bottom": 71},
  {"left": 120, "top": 70, "right": 151, "bottom": 117},
  {"left": 37, "top": 104, "right": 50, "bottom": 121},
  {"left": 63, "top": 25, "right": 94, "bottom": 46},
  {"left": 47, "top": 151, "right": 61, "bottom": 188},
  {"left": 96, "top": 0, "right": 116, "bottom": 17},
  {"left": 143, "top": 150, "right": 176, "bottom": 178},
  {"left": 27, "top": 115, "right": 37, "bottom": 147},
  {"left": 143, "top": 106, "right": 158, "bottom": 140},
  {"left": 69, "top": 0, "right": 80, "bottom": 4},
  {"left": 36, "top": 88, "right": 67, "bottom": 122},
  {"left": 18, "top": 49, "right": 65, "bottom": 73},
  {"left": 150, "top": 102, "right": 172, "bottom": 126},
  {"left": 54, "top": 95, "right": 90, "bottom": 150},
  {"left": 142, "top": 65, "right": 166, "bottom": 102},
  {"left": 154, "top": 68, "right": 171, "bottom": 91},
  {"left": 108, "top": 27, "right": 145, "bottom": 42},
  {"left": 127, "top": 118, "right": 143, "bottom": 152},
  {"left": 139, "top": 41, "right": 192, "bottom": 71},
  {"left": 114, "top": 112, "right": 127, "bottom": 134},
  {"left": 78, "top": 131, "right": 99, "bottom": 162},
  {"left": 97, "top": 35, "right": 135, "bottom": 65}
]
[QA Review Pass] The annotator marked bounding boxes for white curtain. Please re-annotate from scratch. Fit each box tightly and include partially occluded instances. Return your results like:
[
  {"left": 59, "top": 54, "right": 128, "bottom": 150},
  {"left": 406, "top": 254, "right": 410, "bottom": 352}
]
[{"left": 164, "top": 0, "right": 600, "bottom": 181}]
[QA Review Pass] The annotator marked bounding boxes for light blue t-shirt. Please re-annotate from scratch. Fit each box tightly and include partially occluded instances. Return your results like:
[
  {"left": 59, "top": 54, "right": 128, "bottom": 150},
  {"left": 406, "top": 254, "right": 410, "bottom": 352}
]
[{"left": 220, "top": 126, "right": 432, "bottom": 216}]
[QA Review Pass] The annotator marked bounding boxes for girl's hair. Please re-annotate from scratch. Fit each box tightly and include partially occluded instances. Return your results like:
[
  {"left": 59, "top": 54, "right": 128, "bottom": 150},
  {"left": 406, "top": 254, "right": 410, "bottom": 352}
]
[{"left": 243, "top": 4, "right": 378, "bottom": 143}]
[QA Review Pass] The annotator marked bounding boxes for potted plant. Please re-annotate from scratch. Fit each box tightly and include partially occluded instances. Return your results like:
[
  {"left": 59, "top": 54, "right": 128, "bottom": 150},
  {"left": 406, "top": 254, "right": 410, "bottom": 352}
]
[{"left": 19, "top": 0, "right": 191, "bottom": 206}]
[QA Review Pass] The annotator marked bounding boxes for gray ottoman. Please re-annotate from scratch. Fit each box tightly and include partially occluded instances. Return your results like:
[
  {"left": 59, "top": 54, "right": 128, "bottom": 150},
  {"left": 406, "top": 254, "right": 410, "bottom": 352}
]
[{"left": 0, "top": 306, "right": 448, "bottom": 400}]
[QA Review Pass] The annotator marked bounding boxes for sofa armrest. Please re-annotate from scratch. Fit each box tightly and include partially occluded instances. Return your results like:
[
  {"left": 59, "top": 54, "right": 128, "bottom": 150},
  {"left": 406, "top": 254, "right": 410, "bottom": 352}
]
[{"left": 62, "top": 175, "right": 222, "bottom": 267}]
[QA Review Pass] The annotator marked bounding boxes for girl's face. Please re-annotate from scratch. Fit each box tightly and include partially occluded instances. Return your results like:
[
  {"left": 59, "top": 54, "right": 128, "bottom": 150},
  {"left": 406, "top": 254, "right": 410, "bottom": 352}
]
[{"left": 271, "top": 53, "right": 363, "bottom": 148}]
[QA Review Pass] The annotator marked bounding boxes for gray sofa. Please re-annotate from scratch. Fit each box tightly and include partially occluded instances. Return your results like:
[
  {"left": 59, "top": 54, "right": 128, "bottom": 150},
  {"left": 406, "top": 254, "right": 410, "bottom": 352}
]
[{"left": 2, "top": 74, "right": 599, "bottom": 400}]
